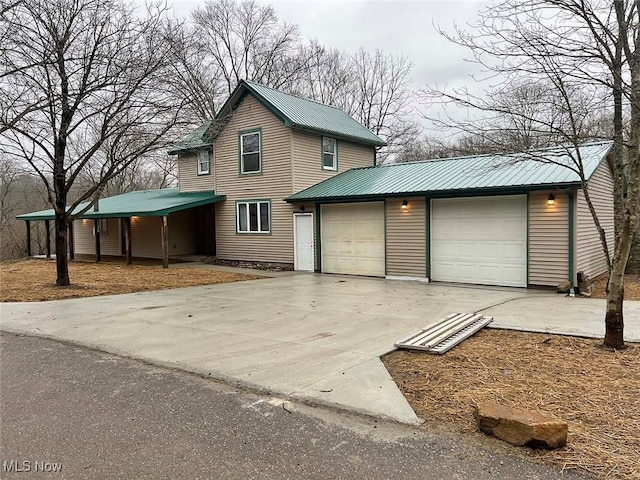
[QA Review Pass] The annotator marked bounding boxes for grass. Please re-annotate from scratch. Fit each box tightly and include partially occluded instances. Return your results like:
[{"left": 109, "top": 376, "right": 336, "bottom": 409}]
[
  {"left": 383, "top": 329, "right": 640, "bottom": 479},
  {"left": 0, "top": 259, "right": 262, "bottom": 302}
]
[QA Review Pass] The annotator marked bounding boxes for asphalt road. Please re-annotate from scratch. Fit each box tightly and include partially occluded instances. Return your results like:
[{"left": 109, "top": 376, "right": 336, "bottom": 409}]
[{"left": 0, "top": 333, "right": 587, "bottom": 480}]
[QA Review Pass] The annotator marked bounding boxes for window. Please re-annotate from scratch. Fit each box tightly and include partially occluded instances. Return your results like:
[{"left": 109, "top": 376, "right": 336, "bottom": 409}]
[
  {"left": 240, "top": 131, "right": 261, "bottom": 174},
  {"left": 95, "top": 219, "right": 108, "bottom": 235},
  {"left": 322, "top": 137, "right": 337, "bottom": 170},
  {"left": 197, "top": 150, "right": 210, "bottom": 175},
  {"left": 236, "top": 200, "right": 270, "bottom": 233}
]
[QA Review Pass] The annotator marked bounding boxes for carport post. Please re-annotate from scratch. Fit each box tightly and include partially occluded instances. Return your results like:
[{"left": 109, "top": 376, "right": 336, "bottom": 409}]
[
  {"left": 124, "top": 217, "right": 132, "bottom": 265},
  {"left": 94, "top": 219, "right": 101, "bottom": 262},
  {"left": 68, "top": 221, "right": 74, "bottom": 260},
  {"left": 161, "top": 215, "right": 168, "bottom": 269},
  {"left": 25, "top": 220, "right": 31, "bottom": 257},
  {"left": 44, "top": 219, "right": 51, "bottom": 258}
]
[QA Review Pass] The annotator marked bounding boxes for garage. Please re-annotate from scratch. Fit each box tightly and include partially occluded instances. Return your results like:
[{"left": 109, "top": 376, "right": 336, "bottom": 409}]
[
  {"left": 431, "top": 196, "right": 527, "bottom": 287},
  {"left": 321, "top": 203, "right": 385, "bottom": 276}
]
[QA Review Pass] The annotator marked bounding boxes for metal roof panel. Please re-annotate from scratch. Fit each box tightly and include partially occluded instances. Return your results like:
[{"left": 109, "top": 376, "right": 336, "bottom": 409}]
[
  {"left": 17, "top": 189, "right": 225, "bottom": 221},
  {"left": 287, "top": 141, "right": 613, "bottom": 201}
]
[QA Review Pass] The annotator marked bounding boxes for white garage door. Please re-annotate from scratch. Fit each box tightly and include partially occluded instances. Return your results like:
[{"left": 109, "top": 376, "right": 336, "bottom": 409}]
[
  {"left": 431, "top": 196, "right": 527, "bottom": 287},
  {"left": 321, "top": 203, "right": 385, "bottom": 277}
]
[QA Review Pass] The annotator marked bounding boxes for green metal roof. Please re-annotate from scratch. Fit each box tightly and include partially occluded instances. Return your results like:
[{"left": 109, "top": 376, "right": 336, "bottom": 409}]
[
  {"left": 286, "top": 141, "right": 613, "bottom": 202},
  {"left": 168, "top": 80, "right": 386, "bottom": 154},
  {"left": 167, "top": 121, "right": 216, "bottom": 155},
  {"left": 17, "top": 188, "right": 225, "bottom": 221},
  {"left": 241, "top": 81, "right": 386, "bottom": 146}
]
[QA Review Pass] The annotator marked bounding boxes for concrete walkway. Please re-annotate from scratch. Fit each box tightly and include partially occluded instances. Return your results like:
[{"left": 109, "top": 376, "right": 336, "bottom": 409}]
[
  {"left": 1, "top": 275, "right": 638, "bottom": 425},
  {"left": 484, "top": 293, "right": 640, "bottom": 341}
]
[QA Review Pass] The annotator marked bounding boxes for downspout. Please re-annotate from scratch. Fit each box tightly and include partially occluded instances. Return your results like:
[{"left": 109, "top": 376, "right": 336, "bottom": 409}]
[{"left": 568, "top": 190, "right": 575, "bottom": 286}]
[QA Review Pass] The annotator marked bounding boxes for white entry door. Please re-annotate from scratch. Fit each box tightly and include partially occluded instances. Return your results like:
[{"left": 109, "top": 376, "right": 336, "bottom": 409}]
[
  {"left": 431, "top": 196, "right": 527, "bottom": 287},
  {"left": 294, "top": 213, "right": 314, "bottom": 271}
]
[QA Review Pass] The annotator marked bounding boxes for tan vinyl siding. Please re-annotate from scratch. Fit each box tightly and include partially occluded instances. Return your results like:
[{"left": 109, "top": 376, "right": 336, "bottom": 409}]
[
  {"left": 576, "top": 160, "right": 614, "bottom": 279},
  {"left": 168, "top": 210, "right": 198, "bottom": 256},
  {"left": 127, "top": 212, "right": 197, "bottom": 259},
  {"left": 214, "top": 95, "right": 294, "bottom": 263},
  {"left": 528, "top": 191, "right": 569, "bottom": 286},
  {"left": 385, "top": 197, "right": 426, "bottom": 277},
  {"left": 73, "top": 218, "right": 121, "bottom": 256},
  {"left": 178, "top": 153, "right": 214, "bottom": 193},
  {"left": 292, "top": 130, "right": 375, "bottom": 192},
  {"left": 130, "top": 216, "right": 163, "bottom": 258}
]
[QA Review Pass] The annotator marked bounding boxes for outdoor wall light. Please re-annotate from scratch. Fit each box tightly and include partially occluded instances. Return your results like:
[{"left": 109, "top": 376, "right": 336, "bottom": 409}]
[
  {"left": 299, "top": 205, "right": 305, "bottom": 212},
  {"left": 401, "top": 200, "right": 408, "bottom": 210},
  {"left": 547, "top": 194, "right": 555, "bottom": 206}
]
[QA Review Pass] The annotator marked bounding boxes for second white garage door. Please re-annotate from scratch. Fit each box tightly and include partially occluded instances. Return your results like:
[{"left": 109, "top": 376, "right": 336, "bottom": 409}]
[
  {"left": 321, "top": 203, "right": 385, "bottom": 277},
  {"left": 431, "top": 196, "right": 527, "bottom": 287}
]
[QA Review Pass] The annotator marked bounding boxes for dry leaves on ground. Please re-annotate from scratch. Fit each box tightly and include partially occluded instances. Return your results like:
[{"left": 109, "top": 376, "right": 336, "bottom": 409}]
[
  {"left": 592, "top": 274, "right": 640, "bottom": 300},
  {"left": 383, "top": 329, "right": 640, "bottom": 480},
  {"left": 0, "top": 259, "right": 262, "bottom": 302}
]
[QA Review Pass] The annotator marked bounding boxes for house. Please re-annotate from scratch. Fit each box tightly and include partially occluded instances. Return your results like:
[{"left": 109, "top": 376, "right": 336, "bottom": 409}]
[{"left": 17, "top": 80, "right": 615, "bottom": 289}]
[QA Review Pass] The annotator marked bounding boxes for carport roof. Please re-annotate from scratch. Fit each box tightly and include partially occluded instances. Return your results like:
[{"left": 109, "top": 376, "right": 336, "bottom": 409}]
[
  {"left": 286, "top": 141, "right": 613, "bottom": 202},
  {"left": 17, "top": 188, "right": 225, "bottom": 221}
]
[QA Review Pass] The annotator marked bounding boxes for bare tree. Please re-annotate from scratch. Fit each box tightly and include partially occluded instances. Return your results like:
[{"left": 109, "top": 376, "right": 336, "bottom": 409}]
[
  {"left": 0, "top": 157, "right": 50, "bottom": 260},
  {"left": 164, "top": 19, "right": 224, "bottom": 122},
  {"left": 75, "top": 153, "right": 177, "bottom": 197},
  {"left": 191, "top": 0, "right": 304, "bottom": 97},
  {"left": 294, "top": 41, "right": 355, "bottom": 109},
  {"left": 348, "top": 49, "right": 419, "bottom": 162},
  {"left": 0, "top": 0, "right": 185, "bottom": 285},
  {"left": 423, "top": 0, "right": 640, "bottom": 349}
]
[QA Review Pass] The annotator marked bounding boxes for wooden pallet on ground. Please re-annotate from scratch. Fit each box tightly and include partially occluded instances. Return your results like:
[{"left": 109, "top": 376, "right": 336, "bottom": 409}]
[{"left": 394, "top": 313, "right": 493, "bottom": 354}]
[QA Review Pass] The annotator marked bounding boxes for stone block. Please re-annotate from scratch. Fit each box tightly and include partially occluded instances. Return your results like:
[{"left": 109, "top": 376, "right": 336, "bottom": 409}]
[{"left": 475, "top": 402, "right": 568, "bottom": 449}]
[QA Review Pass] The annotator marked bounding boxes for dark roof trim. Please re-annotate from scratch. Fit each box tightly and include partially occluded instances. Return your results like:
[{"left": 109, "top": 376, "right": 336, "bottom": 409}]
[
  {"left": 291, "top": 125, "right": 384, "bottom": 147},
  {"left": 285, "top": 183, "right": 580, "bottom": 204}
]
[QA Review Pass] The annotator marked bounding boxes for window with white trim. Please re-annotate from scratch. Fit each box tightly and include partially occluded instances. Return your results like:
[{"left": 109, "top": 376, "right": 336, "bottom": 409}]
[
  {"left": 197, "top": 150, "right": 210, "bottom": 175},
  {"left": 240, "top": 131, "right": 261, "bottom": 174},
  {"left": 236, "top": 200, "right": 270, "bottom": 233},
  {"left": 322, "top": 137, "right": 337, "bottom": 170}
]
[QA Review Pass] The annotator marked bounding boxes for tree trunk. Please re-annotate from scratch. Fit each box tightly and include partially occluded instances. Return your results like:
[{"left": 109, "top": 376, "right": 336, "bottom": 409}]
[
  {"left": 603, "top": 194, "right": 637, "bottom": 348},
  {"left": 55, "top": 214, "right": 70, "bottom": 286},
  {"left": 604, "top": 273, "right": 625, "bottom": 349}
]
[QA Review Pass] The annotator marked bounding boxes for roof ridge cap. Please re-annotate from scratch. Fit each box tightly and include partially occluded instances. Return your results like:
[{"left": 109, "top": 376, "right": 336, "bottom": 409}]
[{"left": 244, "top": 79, "right": 347, "bottom": 112}]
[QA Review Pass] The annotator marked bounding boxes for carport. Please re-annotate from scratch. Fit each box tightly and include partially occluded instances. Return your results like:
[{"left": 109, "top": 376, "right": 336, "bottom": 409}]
[{"left": 16, "top": 189, "right": 225, "bottom": 268}]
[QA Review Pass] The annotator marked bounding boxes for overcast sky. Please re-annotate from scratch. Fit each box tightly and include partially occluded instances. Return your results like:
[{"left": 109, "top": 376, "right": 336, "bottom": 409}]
[{"left": 169, "top": 0, "right": 491, "bottom": 135}]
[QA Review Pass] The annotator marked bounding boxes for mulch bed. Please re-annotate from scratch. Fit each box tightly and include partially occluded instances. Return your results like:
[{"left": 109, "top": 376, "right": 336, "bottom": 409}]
[
  {"left": 0, "top": 259, "right": 262, "bottom": 302},
  {"left": 383, "top": 329, "right": 640, "bottom": 480},
  {"left": 592, "top": 274, "right": 640, "bottom": 301}
]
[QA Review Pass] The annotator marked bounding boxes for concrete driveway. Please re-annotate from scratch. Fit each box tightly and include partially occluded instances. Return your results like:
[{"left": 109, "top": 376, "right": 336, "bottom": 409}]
[{"left": 1, "top": 274, "right": 638, "bottom": 424}]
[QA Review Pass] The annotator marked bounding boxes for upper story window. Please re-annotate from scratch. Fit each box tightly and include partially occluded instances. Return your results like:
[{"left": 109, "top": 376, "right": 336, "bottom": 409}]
[
  {"left": 240, "top": 130, "right": 261, "bottom": 174},
  {"left": 322, "top": 137, "right": 337, "bottom": 170},
  {"left": 197, "top": 150, "right": 210, "bottom": 175},
  {"left": 236, "top": 200, "right": 270, "bottom": 234}
]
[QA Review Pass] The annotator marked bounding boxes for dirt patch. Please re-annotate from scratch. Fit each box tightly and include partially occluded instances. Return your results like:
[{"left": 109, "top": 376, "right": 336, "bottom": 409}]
[
  {"left": 383, "top": 329, "right": 639, "bottom": 480},
  {"left": 591, "top": 273, "right": 640, "bottom": 300},
  {"left": 0, "top": 259, "right": 262, "bottom": 302}
]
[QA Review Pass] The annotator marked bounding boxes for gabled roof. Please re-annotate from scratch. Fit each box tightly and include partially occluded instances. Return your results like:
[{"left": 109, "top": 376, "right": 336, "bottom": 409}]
[
  {"left": 168, "top": 80, "right": 386, "bottom": 154},
  {"left": 286, "top": 141, "right": 613, "bottom": 202},
  {"left": 17, "top": 188, "right": 225, "bottom": 221}
]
